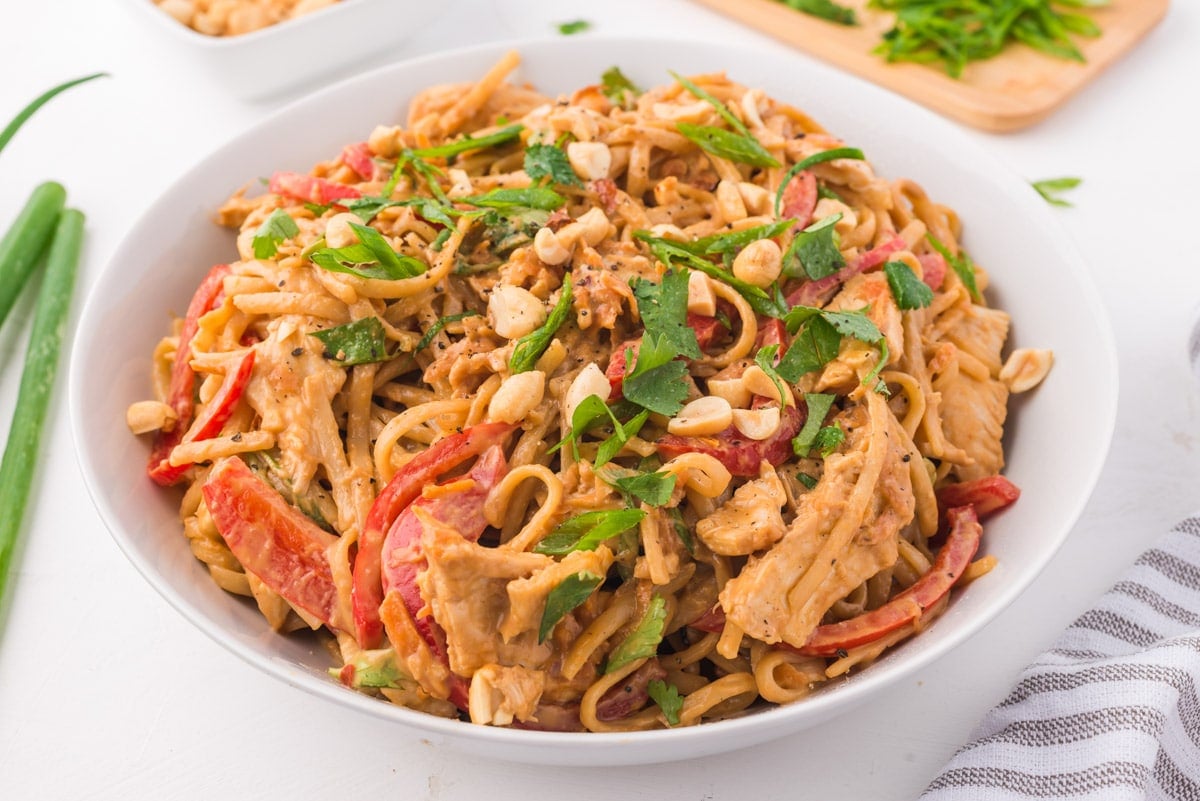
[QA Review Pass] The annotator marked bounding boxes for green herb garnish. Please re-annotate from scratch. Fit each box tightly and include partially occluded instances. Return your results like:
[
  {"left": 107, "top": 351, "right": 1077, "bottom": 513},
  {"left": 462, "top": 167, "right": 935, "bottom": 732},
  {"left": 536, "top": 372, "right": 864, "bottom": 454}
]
[
  {"left": 310, "top": 317, "right": 393, "bottom": 365},
  {"left": 647, "top": 679, "right": 683, "bottom": 726},
  {"left": 1031, "top": 176, "right": 1081, "bottom": 207},
  {"left": 413, "top": 310, "right": 481, "bottom": 353},
  {"left": 509, "top": 279, "right": 572, "bottom": 374},
  {"left": 464, "top": 187, "right": 566, "bottom": 211},
  {"left": 601, "top": 67, "right": 642, "bottom": 108},
  {"left": 776, "top": 306, "right": 884, "bottom": 383},
  {"left": 606, "top": 596, "right": 667, "bottom": 673},
  {"left": 251, "top": 208, "right": 299, "bottom": 260},
  {"left": 926, "top": 232, "right": 979, "bottom": 301},
  {"left": 792, "top": 393, "right": 837, "bottom": 457},
  {"left": 611, "top": 469, "right": 677, "bottom": 508},
  {"left": 775, "top": 147, "right": 865, "bottom": 217},
  {"left": 782, "top": 213, "right": 844, "bottom": 280},
  {"left": 309, "top": 223, "right": 427, "bottom": 280},
  {"left": 883, "top": 260, "right": 934, "bottom": 309},
  {"left": 539, "top": 571, "right": 604, "bottom": 643},
  {"left": 525, "top": 143, "right": 583, "bottom": 188},
  {"left": 409, "top": 124, "right": 525, "bottom": 161},
  {"left": 534, "top": 509, "right": 648, "bottom": 556},
  {"left": 781, "top": 0, "right": 857, "bottom": 25}
]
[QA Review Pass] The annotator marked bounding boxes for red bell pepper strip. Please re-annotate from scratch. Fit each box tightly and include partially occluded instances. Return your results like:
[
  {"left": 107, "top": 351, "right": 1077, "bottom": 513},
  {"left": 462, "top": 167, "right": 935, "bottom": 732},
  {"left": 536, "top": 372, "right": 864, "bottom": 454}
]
[
  {"left": 781, "top": 170, "right": 818, "bottom": 231},
  {"left": 918, "top": 251, "right": 947, "bottom": 290},
  {"left": 787, "top": 235, "right": 906, "bottom": 309},
  {"left": 936, "top": 475, "right": 1020, "bottom": 520},
  {"left": 605, "top": 338, "right": 640, "bottom": 401},
  {"left": 147, "top": 263, "right": 231, "bottom": 486},
  {"left": 339, "top": 142, "right": 377, "bottom": 181},
  {"left": 203, "top": 456, "right": 341, "bottom": 628},
  {"left": 150, "top": 349, "right": 256, "bottom": 486},
  {"left": 687, "top": 604, "right": 726, "bottom": 634},
  {"left": 268, "top": 171, "right": 362, "bottom": 206},
  {"left": 793, "top": 505, "right": 983, "bottom": 657},
  {"left": 352, "top": 422, "right": 515, "bottom": 648},
  {"left": 381, "top": 445, "right": 508, "bottom": 660},
  {"left": 688, "top": 312, "right": 728, "bottom": 352},
  {"left": 657, "top": 404, "right": 803, "bottom": 477}
]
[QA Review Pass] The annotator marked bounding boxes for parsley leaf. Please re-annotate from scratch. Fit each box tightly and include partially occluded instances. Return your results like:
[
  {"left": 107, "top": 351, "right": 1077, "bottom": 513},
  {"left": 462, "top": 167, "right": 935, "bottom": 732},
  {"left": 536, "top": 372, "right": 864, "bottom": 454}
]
[
  {"left": 622, "top": 332, "right": 691, "bottom": 416},
  {"left": 557, "top": 19, "right": 591, "bottom": 35},
  {"left": 310, "top": 317, "right": 392, "bottom": 365},
  {"left": 792, "top": 393, "right": 837, "bottom": 457},
  {"left": 539, "top": 571, "right": 604, "bottom": 643},
  {"left": 309, "top": 224, "right": 427, "bottom": 280},
  {"left": 883, "top": 260, "right": 934, "bottom": 309},
  {"left": 464, "top": 187, "right": 566, "bottom": 211},
  {"left": 525, "top": 143, "right": 583, "bottom": 188},
  {"left": 611, "top": 469, "right": 677, "bottom": 507},
  {"left": 637, "top": 233, "right": 787, "bottom": 319},
  {"left": 534, "top": 509, "right": 647, "bottom": 556},
  {"left": 676, "top": 122, "right": 780, "bottom": 169},
  {"left": 782, "top": 214, "right": 845, "bottom": 280},
  {"left": 607, "top": 596, "right": 667, "bottom": 673},
  {"left": 775, "top": 147, "right": 865, "bottom": 217},
  {"left": 647, "top": 679, "right": 683, "bottom": 726},
  {"left": 509, "top": 279, "right": 572, "bottom": 373},
  {"left": 252, "top": 209, "right": 300, "bottom": 260},
  {"left": 601, "top": 67, "right": 641, "bottom": 108},
  {"left": 926, "top": 233, "right": 979, "bottom": 301},
  {"left": 776, "top": 306, "right": 883, "bottom": 383},
  {"left": 821, "top": 308, "right": 883, "bottom": 343},
  {"left": 1031, "top": 176, "right": 1081, "bottom": 207},
  {"left": 414, "top": 311, "right": 480, "bottom": 353},
  {"left": 632, "top": 268, "right": 701, "bottom": 360}
]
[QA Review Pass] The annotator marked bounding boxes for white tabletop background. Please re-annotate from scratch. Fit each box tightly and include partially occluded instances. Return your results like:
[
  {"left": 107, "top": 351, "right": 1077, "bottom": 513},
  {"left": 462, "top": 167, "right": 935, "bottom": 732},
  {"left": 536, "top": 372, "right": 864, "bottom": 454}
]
[{"left": 1, "top": 1, "right": 1197, "bottom": 798}]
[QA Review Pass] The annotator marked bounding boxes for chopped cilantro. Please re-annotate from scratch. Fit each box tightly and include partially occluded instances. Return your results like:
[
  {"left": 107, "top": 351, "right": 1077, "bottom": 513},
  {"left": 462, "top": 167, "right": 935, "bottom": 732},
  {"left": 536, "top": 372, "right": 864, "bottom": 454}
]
[
  {"left": 524, "top": 143, "right": 583, "bottom": 188},
  {"left": 606, "top": 596, "right": 667, "bottom": 673},
  {"left": 534, "top": 509, "right": 647, "bottom": 556},
  {"left": 647, "top": 679, "right": 683, "bottom": 726},
  {"left": 251, "top": 208, "right": 300, "bottom": 260},
  {"left": 792, "top": 393, "right": 837, "bottom": 457},
  {"left": 601, "top": 67, "right": 641, "bottom": 108},
  {"left": 632, "top": 268, "right": 701, "bottom": 360},
  {"left": 636, "top": 232, "right": 787, "bottom": 319},
  {"left": 813, "top": 422, "right": 846, "bottom": 456},
  {"left": 310, "top": 317, "right": 393, "bottom": 365},
  {"left": 309, "top": 223, "right": 427, "bottom": 280},
  {"left": 776, "top": 306, "right": 883, "bottom": 383},
  {"left": 883, "top": 260, "right": 934, "bottom": 310},
  {"left": 611, "top": 469, "right": 677, "bottom": 507},
  {"left": 782, "top": 0, "right": 857, "bottom": 25},
  {"left": 329, "top": 651, "right": 408, "bottom": 690},
  {"left": 775, "top": 147, "right": 865, "bottom": 217},
  {"left": 783, "top": 213, "right": 845, "bottom": 280},
  {"left": 621, "top": 333, "right": 691, "bottom": 416},
  {"left": 926, "top": 233, "right": 979, "bottom": 301},
  {"left": 539, "top": 571, "right": 604, "bottom": 643}
]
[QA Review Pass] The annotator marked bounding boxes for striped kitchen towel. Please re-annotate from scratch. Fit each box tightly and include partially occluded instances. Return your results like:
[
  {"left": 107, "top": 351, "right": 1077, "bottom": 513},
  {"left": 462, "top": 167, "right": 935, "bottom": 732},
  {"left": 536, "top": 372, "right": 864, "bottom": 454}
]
[{"left": 923, "top": 518, "right": 1200, "bottom": 800}]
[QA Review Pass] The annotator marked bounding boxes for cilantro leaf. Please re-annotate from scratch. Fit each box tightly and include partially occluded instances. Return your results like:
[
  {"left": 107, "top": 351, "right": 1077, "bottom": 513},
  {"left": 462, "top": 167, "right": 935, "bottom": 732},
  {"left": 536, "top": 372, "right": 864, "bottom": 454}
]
[
  {"left": 676, "top": 123, "right": 780, "bottom": 169},
  {"left": 539, "top": 571, "right": 604, "bottom": 643},
  {"left": 822, "top": 308, "right": 883, "bottom": 343},
  {"left": 601, "top": 66, "right": 641, "bottom": 108},
  {"left": 1031, "top": 176, "right": 1081, "bottom": 207},
  {"left": 534, "top": 509, "right": 647, "bottom": 555},
  {"left": 632, "top": 268, "right": 701, "bottom": 360},
  {"left": 593, "top": 409, "right": 650, "bottom": 468},
  {"left": 414, "top": 311, "right": 480, "bottom": 353},
  {"left": 549, "top": 393, "right": 623, "bottom": 460},
  {"left": 647, "top": 679, "right": 683, "bottom": 726},
  {"left": 883, "top": 260, "right": 934, "bottom": 310},
  {"left": 611, "top": 470, "right": 677, "bottom": 507},
  {"left": 637, "top": 233, "right": 786, "bottom": 319},
  {"left": 783, "top": 214, "right": 845, "bottom": 280},
  {"left": 792, "top": 393, "right": 837, "bottom": 457},
  {"left": 309, "top": 224, "right": 428, "bottom": 280},
  {"left": 606, "top": 596, "right": 667, "bottom": 673},
  {"left": 926, "top": 233, "right": 979, "bottom": 301},
  {"left": 557, "top": 19, "right": 591, "bottom": 35},
  {"left": 776, "top": 315, "right": 842, "bottom": 382},
  {"left": 525, "top": 143, "right": 582, "bottom": 188},
  {"left": 252, "top": 209, "right": 300, "bottom": 260},
  {"left": 328, "top": 651, "right": 408, "bottom": 690},
  {"left": 622, "top": 332, "right": 691, "bottom": 416},
  {"left": 509, "top": 279, "right": 572, "bottom": 374},
  {"left": 310, "top": 317, "right": 393, "bottom": 365},
  {"left": 775, "top": 147, "right": 865, "bottom": 217},
  {"left": 813, "top": 422, "right": 846, "bottom": 456},
  {"left": 464, "top": 187, "right": 566, "bottom": 211}
]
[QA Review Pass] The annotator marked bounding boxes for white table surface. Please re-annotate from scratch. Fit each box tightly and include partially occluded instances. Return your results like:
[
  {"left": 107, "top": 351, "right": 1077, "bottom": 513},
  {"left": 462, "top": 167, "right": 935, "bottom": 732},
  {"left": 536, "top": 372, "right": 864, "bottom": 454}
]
[{"left": 2, "top": 1, "right": 1197, "bottom": 798}]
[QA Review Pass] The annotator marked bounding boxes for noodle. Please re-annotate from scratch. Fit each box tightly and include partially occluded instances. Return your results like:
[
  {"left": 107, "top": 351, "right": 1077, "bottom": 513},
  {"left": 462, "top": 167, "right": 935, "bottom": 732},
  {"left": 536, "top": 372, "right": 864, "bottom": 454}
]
[{"left": 127, "top": 53, "right": 1046, "bottom": 732}]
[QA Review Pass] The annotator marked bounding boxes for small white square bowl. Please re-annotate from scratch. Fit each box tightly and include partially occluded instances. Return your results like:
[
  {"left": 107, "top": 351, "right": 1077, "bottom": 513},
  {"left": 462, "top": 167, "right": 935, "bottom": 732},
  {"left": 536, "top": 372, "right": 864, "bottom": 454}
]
[{"left": 121, "top": 0, "right": 448, "bottom": 99}]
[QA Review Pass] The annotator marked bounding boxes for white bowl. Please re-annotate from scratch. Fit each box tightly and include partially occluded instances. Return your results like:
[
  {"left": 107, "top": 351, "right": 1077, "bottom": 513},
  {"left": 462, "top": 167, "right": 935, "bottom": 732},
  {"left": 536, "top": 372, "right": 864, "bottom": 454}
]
[
  {"left": 70, "top": 36, "right": 1117, "bottom": 765},
  {"left": 120, "top": 0, "right": 448, "bottom": 98}
]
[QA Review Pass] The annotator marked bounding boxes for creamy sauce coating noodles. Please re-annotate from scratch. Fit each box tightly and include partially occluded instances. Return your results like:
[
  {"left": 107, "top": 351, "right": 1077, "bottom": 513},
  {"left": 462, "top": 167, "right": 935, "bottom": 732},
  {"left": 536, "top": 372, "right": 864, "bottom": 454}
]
[{"left": 128, "top": 52, "right": 1049, "bottom": 731}]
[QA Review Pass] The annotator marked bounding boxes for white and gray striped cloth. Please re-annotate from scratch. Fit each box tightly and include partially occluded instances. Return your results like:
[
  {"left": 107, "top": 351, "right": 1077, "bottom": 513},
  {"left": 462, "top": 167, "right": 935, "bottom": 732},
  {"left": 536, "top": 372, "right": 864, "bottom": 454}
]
[{"left": 923, "top": 518, "right": 1200, "bottom": 800}]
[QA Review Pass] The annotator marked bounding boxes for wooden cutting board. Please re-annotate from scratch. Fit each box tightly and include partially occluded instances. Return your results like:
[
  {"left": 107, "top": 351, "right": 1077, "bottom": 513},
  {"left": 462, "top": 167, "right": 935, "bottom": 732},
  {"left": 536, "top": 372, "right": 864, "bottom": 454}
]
[{"left": 693, "top": 0, "right": 1169, "bottom": 131}]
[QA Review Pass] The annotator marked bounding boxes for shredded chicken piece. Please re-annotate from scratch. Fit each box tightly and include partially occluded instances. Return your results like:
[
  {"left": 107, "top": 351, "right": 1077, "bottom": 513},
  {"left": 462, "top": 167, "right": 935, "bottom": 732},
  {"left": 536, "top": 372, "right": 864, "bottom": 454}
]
[
  {"left": 695, "top": 461, "right": 787, "bottom": 556},
  {"left": 503, "top": 547, "right": 615, "bottom": 642},
  {"left": 468, "top": 664, "right": 546, "bottom": 726}
]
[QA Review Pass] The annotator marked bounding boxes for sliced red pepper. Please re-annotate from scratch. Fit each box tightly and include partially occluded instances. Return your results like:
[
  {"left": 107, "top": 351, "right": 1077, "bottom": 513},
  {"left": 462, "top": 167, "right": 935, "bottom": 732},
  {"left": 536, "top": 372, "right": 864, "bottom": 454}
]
[
  {"left": 936, "top": 475, "right": 1020, "bottom": 520},
  {"left": 605, "top": 338, "right": 640, "bottom": 401},
  {"left": 687, "top": 604, "right": 726, "bottom": 634},
  {"left": 781, "top": 170, "right": 818, "bottom": 231},
  {"left": 786, "top": 235, "right": 906, "bottom": 309},
  {"left": 657, "top": 404, "right": 804, "bottom": 477},
  {"left": 352, "top": 422, "right": 515, "bottom": 648},
  {"left": 380, "top": 445, "right": 508, "bottom": 670},
  {"left": 918, "top": 251, "right": 947, "bottom": 290},
  {"left": 203, "top": 457, "right": 340, "bottom": 628},
  {"left": 339, "top": 142, "right": 377, "bottom": 181},
  {"left": 793, "top": 505, "right": 983, "bottom": 657},
  {"left": 268, "top": 171, "right": 362, "bottom": 206},
  {"left": 688, "top": 312, "right": 729, "bottom": 352},
  {"left": 150, "top": 349, "right": 256, "bottom": 486},
  {"left": 147, "top": 263, "right": 231, "bottom": 486}
]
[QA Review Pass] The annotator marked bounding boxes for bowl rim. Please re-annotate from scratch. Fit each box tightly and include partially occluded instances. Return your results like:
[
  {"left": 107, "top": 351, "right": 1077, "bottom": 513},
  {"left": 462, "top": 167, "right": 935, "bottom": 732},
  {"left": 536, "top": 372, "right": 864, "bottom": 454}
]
[{"left": 69, "top": 32, "right": 1118, "bottom": 762}]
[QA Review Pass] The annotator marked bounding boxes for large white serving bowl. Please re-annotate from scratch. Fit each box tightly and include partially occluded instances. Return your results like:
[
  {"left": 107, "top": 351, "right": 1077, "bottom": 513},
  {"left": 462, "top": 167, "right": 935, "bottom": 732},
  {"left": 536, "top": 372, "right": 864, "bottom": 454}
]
[{"left": 69, "top": 36, "right": 1117, "bottom": 766}]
